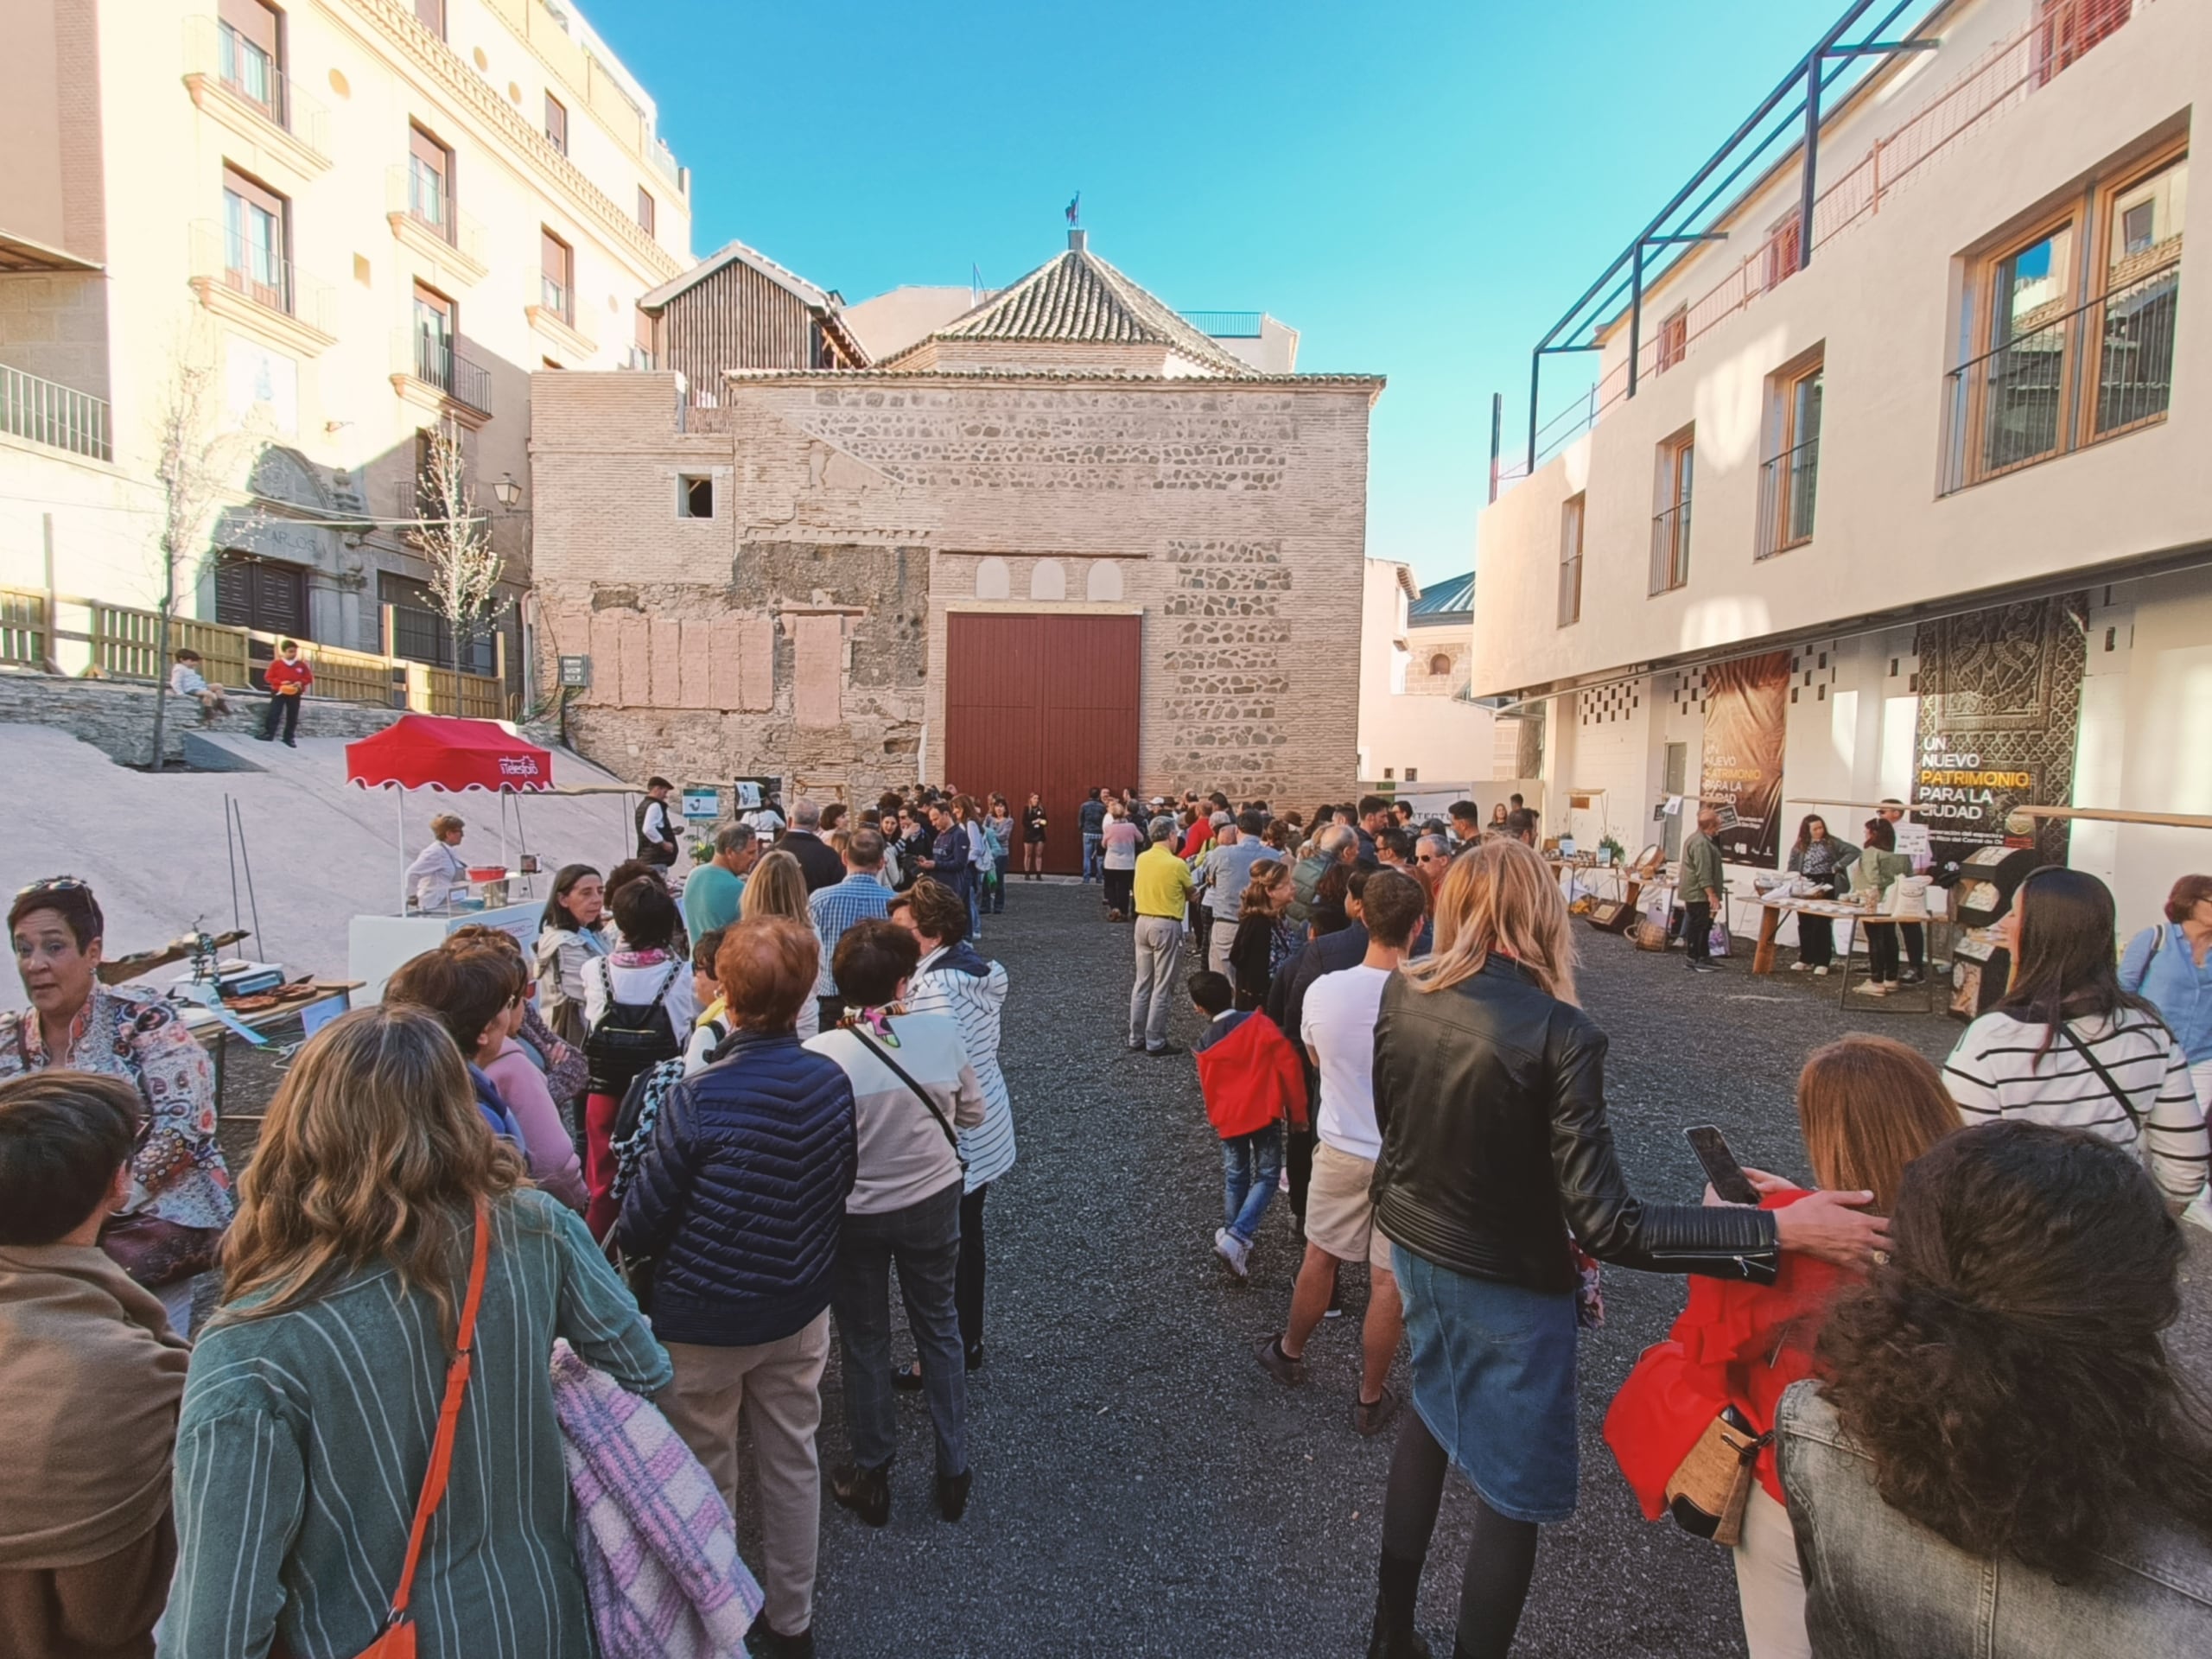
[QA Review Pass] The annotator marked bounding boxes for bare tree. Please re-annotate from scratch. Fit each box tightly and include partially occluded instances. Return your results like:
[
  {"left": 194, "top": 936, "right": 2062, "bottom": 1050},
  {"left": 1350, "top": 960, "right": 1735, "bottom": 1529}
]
[
  {"left": 147, "top": 334, "right": 261, "bottom": 768},
  {"left": 404, "top": 418, "right": 508, "bottom": 669}
]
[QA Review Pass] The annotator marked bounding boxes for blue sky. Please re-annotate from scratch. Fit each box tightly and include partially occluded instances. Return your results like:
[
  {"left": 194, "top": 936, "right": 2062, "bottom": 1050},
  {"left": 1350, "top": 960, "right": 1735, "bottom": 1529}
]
[{"left": 584, "top": 0, "right": 1847, "bottom": 585}]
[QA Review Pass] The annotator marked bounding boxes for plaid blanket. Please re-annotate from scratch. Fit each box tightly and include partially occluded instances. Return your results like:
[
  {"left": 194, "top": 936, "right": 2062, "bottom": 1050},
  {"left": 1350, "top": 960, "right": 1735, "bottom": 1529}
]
[{"left": 550, "top": 1340, "right": 764, "bottom": 1657}]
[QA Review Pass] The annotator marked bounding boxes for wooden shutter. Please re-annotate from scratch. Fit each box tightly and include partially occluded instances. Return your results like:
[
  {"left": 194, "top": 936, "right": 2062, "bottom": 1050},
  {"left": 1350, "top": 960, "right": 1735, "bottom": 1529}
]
[
  {"left": 218, "top": 0, "right": 280, "bottom": 58},
  {"left": 637, "top": 188, "right": 655, "bottom": 236},
  {"left": 413, "top": 0, "right": 445, "bottom": 38},
  {"left": 544, "top": 92, "right": 567, "bottom": 154}
]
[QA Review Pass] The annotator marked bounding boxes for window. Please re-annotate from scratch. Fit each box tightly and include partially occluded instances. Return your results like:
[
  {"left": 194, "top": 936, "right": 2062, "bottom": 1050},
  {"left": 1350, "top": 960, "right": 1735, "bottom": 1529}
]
[
  {"left": 217, "top": 0, "right": 283, "bottom": 124},
  {"left": 381, "top": 572, "right": 495, "bottom": 674},
  {"left": 407, "top": 124, "right": 454, "bottom": 240},
  {"left": 221, "top": 165, "right": 289, "bottom": 313},
  {"left": 1406, "top": 769, "right": 1419, "bottom": 784},
  {"left": 1765, "top": 210, "right": 1803, "bottom": 290},
  {"left": 1558, "top": 493, "right": 1585, "bottom": 626},
  {"left": 1760, "top": 359, "right": 1822, "bottom": 556},
  {"left": 539, "top": 228, "right": 573, "bottom": 322},
  {"left": 543, "top": 92, "right": 568, "bottom": 155},
  {"left": 637, "top": 188, "right": 656, "bottom": 236},
  {"left": 1656, "top": 307, "right": 1687, "bottom": 372},
  {"left": 412, "top": 0, "right": 446, "bottom": 39},
  {"left": 1946, "top": 144, "right": 2185, "bottom": 492},
  {"left": 410, "top": 281, "right": 454, "bottom": 388},
  {"left": 678, "top": 475, "right": 715, "bottom": 518},
  {"left": 629, "top": 308, "right": 655, "bottom": 370},
  {"left": 2037, "top": 0, "right": 2132, "bottom": 84},
  {"left": 1650, "top": 432, "right": 1693, "bottom": 595}
]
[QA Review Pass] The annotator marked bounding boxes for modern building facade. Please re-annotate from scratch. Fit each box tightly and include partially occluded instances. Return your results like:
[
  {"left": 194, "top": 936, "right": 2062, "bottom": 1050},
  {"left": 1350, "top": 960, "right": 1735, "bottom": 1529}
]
[
  {"left": 1471, "top": 0, "right": 2204, "bottom": 931},
  {"left": 530, "top": 230, "right": 1382, "bottom": 870},
  {"left": 0, "top": 0, "right": 691, "bottom": 687}
]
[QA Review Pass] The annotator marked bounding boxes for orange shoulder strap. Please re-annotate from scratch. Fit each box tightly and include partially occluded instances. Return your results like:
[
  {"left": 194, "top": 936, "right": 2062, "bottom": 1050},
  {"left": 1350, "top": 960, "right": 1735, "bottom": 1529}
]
[{"left": 375, "top": 1200, "right": 492, "bottom": 1643}]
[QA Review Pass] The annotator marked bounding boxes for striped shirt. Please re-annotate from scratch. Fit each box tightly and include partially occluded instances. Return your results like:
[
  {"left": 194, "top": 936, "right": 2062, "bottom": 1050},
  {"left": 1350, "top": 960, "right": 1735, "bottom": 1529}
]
[
  {"left": 1944, "top": 1007, "right": 2210, "bottom": 1201},
  {"left": 906, "top": 944, "right": 1017, "bottom": 1191},
  {"left": 162, "top": 1190, "right": 670, "bottom": 1659},
  {"left": 809, "top": 872, "right": 895, "bottom": 996}
]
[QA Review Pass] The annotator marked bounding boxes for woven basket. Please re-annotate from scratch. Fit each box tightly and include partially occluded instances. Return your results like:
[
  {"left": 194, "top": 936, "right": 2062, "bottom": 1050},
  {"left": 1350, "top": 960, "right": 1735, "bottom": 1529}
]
[{"left": 1633, "top": 918, "right": 1671, "bottom": 952}]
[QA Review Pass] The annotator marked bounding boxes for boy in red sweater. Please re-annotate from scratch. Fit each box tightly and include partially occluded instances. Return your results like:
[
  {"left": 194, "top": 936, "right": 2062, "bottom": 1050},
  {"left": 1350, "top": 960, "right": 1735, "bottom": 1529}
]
[
  {"left": 257, "top": 638, "right": 313, "bottom": 746},
  {"left": 1190, "top": 969, "right": 1307, "bottom": 1281}
]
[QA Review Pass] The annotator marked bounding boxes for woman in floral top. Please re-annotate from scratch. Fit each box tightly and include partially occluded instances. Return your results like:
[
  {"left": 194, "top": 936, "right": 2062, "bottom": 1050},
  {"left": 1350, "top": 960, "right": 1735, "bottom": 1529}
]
[{"left": 4, "top": 876, "right": 233, "bottom": 1332}]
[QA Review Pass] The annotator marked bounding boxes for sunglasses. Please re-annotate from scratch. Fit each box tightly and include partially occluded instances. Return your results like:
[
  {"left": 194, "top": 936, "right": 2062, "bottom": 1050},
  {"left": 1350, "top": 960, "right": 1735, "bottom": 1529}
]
[{"left": 15, "top": 874, "right": 89, "bottom": 899}]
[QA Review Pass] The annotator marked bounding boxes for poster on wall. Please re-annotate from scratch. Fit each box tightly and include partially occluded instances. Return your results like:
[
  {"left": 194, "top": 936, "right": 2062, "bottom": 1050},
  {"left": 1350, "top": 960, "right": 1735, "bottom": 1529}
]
[
  {"left": 1699, "top": 651, "right": 1790, "bottom": 868},
  {"left": 1910, "top": 595, "right": 2086, "bottom": 868}
]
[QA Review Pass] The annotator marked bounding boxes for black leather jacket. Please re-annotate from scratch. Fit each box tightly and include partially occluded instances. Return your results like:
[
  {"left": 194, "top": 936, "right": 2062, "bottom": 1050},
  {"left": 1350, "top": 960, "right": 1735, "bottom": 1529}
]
[{"left": 1370, "top": 956, "right": 1779, "bottom": 1294}]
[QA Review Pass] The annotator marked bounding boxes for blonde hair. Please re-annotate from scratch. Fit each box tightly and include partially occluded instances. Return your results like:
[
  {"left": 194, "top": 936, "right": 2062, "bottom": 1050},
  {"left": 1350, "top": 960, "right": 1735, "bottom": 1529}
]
[
  {"left": 215, "top": 1006, "right": 523, "bottom": 1345},
  {"left": 430, "top": 813, "right": 465, "bottom": 839},
  {"left": 740, "top": 848, "right": 810, "bottom": 924},
  {"left": 1238, "top": 857, "right": 1290, "bottom": 919},
  {"left": 1400, "top": 836, "right": 1579, "bottom": 1005}
]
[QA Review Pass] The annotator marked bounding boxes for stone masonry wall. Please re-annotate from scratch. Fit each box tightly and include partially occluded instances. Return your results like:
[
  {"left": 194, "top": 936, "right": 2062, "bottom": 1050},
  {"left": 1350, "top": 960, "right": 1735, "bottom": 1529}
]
[
  {"left": 531, "top": 370, "right": 1376, "bottom": 805},
  {"left": 0, "top": 671, "right": 402, "bottom": 765}
]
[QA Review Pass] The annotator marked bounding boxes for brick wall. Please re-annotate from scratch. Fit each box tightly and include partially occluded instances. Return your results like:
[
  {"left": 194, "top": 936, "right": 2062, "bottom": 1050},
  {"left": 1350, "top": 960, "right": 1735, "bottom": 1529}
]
[
  {"left": 0, "top": 671, "right": 404, "bottom": 764},
  {"left": 532, "top": 368, "right": 1378, "bottom": 804}
]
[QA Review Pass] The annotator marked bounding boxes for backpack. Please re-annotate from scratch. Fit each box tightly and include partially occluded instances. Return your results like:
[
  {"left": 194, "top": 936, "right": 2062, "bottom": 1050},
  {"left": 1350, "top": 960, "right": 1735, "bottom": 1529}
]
[
  {"left": 582, "top": 958, "right": 682, "bottom": 1097},
  {"left": 608, "top": 1053, "right": 688, "bottom": 1211}
]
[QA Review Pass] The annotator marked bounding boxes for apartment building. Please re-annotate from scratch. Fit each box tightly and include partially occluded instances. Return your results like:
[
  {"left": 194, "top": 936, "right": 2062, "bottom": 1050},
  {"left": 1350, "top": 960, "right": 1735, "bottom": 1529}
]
[
  {"left": 1472, "top": 0, "right": 2204, "bottom": 931},
  {"left": 1356, "top": 563, "right": 1496, "bottom": 798},
  {"left": 0, "top": 0, "right": 690, "bottom": 690}
]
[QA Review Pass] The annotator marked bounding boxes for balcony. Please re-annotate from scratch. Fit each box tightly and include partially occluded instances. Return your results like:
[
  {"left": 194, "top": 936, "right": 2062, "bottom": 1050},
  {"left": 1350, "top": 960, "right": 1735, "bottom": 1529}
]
[
  {"left": 1184, "top": 311, "right": 1264, "bottom": 338},
  {"left": 1757, "top": 435, "right": 1820, "bottom": 558},
  {"left": 181, "top": 16, "right": 331, "bottom": 179},
  {"left": 385, "top": 166, "right": 488, "bottom": 284},
  {"left": 526, "top": 272, "right": 596, "bottom": 360},
  {"left": 1649, "top": 502, "right": 1692, "bottom": 595},
  {"left": 1, "top": 364, "right": 111, "bottom": 462},
  {"left": 1941, "top": 257, "right": 2179, "bottom": 494},
  {"left": 391, "top": 329, "right": 492, "bottom": 427},
  {"left": 187, "top": 220, "right": 336, "bottom": 355}
]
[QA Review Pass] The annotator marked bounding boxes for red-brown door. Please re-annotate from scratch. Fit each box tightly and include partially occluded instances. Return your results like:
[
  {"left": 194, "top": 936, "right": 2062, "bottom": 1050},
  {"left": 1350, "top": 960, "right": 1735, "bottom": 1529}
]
[{"left": 944, "top": 612, "right": 1140, "bottom": 874}]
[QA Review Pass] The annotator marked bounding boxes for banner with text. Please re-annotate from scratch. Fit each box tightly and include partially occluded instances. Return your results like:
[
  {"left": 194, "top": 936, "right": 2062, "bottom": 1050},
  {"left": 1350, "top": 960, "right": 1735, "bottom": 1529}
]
[
  {"left": 1699, "top": 651, "right": 1790, "bottom": 868},
  {"left": 1910, "top": 595, "right": 2085, "bottom": 868}
]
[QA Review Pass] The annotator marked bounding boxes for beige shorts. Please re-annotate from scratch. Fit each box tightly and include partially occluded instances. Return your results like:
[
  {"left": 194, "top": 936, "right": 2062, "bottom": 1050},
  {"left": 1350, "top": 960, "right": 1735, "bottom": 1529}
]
[{"left": 1305, "top": 1141, "right": 1393, "bottom": 1273}]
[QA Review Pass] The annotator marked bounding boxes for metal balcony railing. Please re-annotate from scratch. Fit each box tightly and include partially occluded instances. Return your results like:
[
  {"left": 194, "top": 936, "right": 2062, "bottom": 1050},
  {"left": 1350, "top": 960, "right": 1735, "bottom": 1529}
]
[
  {"left": 1757, "top": 435, "right": 1821, "bottom": 557},
  {"left": 623, "top": 346, "right": 656, "bottom": 371},
  {"left": 1184, "top": 311, "right": 1265, "bottom": 338},
  {"left": 188, "top": 220, "right": 336, "bottom": 334},
  {"left": 540, "top": 274, "right": 572, "bottom": 321},
  {"left": 2, "top": 365, "right": 112, "bottom": 462},
  {"left": 385, "top": 166, "right": 489, "bottom": 269},
  {"left": 1941, "top": 257, "right": 2179, "bottom": 494},
  {"left": 181, "top": 16, "right": 330, "bottom": 156},
  {"left": 397, "top": 329, "right": 493, "bottom": 416},
  {"left": 1650, "top": 501, "right": 1692, "bottom": 595}
]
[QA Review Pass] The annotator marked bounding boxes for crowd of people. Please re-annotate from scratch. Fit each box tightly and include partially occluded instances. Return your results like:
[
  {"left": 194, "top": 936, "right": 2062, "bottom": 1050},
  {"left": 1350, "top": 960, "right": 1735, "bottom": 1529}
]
[{"left": 3, "top": 777, "right": 2212, "bottom": 1657}]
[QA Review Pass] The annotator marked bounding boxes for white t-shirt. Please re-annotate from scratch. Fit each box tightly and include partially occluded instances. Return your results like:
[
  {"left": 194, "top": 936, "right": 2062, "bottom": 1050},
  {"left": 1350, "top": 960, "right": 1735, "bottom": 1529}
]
[{"left": 1301, "top": 963, "right": 1391, "bottom": 1160}]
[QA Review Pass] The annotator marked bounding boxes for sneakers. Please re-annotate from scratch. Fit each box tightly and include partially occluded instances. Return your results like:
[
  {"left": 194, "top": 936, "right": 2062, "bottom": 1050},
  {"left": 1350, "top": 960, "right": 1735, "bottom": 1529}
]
[
  {"left": 1789, "top": 960, "right": 1810, "bottom": 973},
  {"left": 1855, "top": 980, "right": 1894, "bottom": 996},
  {"left": 747, "top": 1623, "right": 816, "bottom": 1658},
  {"left": 1353, "top": 1386, "right": 1402, "bottom": 1437},
  {"left": 1213, "top": 1227, "right": 1250, "bottom": 1281},
  {"left": 1688, "top": 959, "right": 1723, "bottom": 974},
  {"left": 1813, "top": 965, "right": 1830, "bottom": 977},
  {"left": 1324, "top": 1282, "right": 1344, "bottom": 1319},
  {"left": 1253, "top": 1332, "right": 1306, "bottom": 1387},
  {"left": 936, "top": 1467, "right": 972, "bottom": 1523},
  {"left": 1899, "top": 968, "right": 1925, "bottom": 986},
  {"left": 1147, "top": 1043, "right": 1186, "bottom": 1058}
]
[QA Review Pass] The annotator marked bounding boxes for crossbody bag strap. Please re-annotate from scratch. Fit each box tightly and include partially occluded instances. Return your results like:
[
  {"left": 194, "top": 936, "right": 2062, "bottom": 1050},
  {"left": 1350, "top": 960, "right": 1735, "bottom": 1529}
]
[
  {"left": 384, "top": 1199, "right": 493, "bottom": 1630},
  {"left": 2056, "top": 1020, "right": 2147, "bottom": 1136},
  {"left": 848, "top": 1025, "right": 964, "bottom": 1161}
]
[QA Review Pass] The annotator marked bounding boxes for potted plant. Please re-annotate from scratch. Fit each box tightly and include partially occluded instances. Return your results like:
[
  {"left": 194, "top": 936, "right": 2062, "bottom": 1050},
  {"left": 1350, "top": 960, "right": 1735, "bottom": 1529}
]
[{"left": 1598, "top": 834, "right": 1626, "bottom": 868}]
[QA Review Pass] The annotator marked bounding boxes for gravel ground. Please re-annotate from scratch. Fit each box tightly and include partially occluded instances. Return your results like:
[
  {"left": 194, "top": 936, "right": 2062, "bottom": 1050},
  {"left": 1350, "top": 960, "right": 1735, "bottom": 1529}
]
[{"left": 209, "top": 884, "right": 2212, "bottom": 1658}]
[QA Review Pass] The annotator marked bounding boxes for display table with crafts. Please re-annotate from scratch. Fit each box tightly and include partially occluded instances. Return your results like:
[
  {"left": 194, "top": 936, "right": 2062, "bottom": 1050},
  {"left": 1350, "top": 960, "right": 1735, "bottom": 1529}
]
[
  {"left": 1751, "top": 890, "right": 1946, "bottom": 1013},
  {"left": 174, "top": 977, "right": 364, "bottom": 1108},
  {"left": 347, "top": 904, "right": 540, "bottom": 1007}
]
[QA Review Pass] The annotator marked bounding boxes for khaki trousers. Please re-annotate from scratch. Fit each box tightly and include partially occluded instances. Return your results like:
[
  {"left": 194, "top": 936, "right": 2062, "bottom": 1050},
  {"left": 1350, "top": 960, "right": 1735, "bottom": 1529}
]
[
  {"left": 660, "top": 1311, "right": 831, "bottom": 1637},
  {"left": 1732, "top": 1482, "right": 1812, "bottom": 1659}
]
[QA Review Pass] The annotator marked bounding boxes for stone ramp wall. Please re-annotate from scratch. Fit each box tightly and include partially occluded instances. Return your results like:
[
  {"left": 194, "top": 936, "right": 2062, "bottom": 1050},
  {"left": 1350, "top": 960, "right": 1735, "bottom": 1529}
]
[{"left": 0, "top": 672, "right": 404, "bottom": 766}]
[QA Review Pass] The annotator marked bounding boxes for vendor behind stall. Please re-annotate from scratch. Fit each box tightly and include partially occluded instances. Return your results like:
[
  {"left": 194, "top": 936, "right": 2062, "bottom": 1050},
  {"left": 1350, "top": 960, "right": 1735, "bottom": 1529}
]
[{"left": 404, "top": 813, "right": 470, "bottom": 912}]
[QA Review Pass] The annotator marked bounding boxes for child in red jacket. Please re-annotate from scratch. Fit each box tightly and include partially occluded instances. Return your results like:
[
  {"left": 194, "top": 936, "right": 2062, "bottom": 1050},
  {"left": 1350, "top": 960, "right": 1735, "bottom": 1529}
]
[
  {"left": 1190, "top": 969, "right": 1307, "bottom": 1281},
  {"left": 257, "top": 638, "right": 313, "bottom": 746}
]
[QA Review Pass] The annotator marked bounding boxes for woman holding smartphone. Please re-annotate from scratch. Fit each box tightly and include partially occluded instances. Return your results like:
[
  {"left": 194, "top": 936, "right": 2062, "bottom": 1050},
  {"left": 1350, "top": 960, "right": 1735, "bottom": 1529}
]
[
  {"left": 1605, "top": 1036, "right": 1958, "bottom": 1659},
  {"left": 1363, "top": 839, "right": 1888, "bottom": 1659}
]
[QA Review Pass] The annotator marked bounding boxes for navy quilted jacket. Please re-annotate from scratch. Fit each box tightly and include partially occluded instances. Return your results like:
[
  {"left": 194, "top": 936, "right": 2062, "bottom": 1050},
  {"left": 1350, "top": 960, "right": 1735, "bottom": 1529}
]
[{"left": 613, "top": 1029, "right": 858, "bottom": 1347}]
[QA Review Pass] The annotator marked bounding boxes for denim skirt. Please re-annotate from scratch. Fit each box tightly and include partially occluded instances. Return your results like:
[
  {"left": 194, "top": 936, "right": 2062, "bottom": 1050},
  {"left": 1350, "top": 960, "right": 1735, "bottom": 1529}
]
[{"left": 1392, "top": 1242, "right": 1580, "bottom": 1523}]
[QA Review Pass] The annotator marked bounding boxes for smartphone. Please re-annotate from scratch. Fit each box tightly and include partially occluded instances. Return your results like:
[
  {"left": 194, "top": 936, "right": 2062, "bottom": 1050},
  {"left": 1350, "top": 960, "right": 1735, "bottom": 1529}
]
[{"left": 1685, "top": 1124, "right": 1762, "bottom": 1206}]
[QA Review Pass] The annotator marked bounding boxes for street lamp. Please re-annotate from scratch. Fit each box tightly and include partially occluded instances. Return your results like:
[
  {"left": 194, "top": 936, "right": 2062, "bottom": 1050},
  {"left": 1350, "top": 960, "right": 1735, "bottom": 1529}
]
[{"left": 492, "top": 473, "right": 522, "bottom": 510}]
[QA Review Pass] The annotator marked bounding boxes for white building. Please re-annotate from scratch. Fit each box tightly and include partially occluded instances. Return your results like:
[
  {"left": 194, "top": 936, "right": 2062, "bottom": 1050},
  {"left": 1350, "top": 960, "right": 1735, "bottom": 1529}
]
[
  {"left": 0, "top": 0, "right": 692, "bottom": 691},
  {"left": 1472, "top": 0, "right": 2205, "bottom": 931},
  {"left": 1358, "top": 560, "right": 1496, "bottom": 802}
]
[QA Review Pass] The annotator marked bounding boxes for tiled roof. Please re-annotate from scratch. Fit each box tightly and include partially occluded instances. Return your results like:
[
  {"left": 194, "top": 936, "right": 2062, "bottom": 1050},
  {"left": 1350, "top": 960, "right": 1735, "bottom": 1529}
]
[
  {"left": 1410, "top": 571, "right": 1475, "bottom": 619},
  {"left": 884, "top": 244, "right": 1261, "bottom": 378}
]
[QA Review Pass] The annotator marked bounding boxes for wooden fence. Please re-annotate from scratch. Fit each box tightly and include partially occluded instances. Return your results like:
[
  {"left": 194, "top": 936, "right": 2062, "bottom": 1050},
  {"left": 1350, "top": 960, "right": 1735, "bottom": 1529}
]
[{"left": 0, "top": 587, "right": 508, "bottom": 719}]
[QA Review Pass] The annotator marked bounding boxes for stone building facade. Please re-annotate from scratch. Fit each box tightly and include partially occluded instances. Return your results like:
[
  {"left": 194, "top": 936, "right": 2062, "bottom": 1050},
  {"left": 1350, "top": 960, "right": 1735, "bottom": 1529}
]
[{"left": 529, "top": 234, "right": 1382, "bottom": 813}]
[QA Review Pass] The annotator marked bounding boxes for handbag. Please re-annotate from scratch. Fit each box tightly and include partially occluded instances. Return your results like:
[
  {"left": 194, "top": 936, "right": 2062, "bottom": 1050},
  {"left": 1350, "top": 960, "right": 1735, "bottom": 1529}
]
[
  {"left": 1662, "top": 1403, "right": 1770, "bottom": 1547},
  {"left": 99, "top": 1210, "right": 224, "bottom": 1291},
  {"left": 846, "top": 1023, "right": 966, "bottom": 1172},
  {"left": 352, "top": 1200, "right": 493, "bottom": 1659}
]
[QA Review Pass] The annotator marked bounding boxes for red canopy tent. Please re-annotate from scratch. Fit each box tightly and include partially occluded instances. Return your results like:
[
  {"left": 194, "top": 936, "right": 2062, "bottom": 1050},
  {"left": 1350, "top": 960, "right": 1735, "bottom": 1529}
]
[
  {"left": 345, "top": 715, "right": 555, "bottom": 794},
  {"left": 346, "top": 716, "right": 556, "bottom": 912}
]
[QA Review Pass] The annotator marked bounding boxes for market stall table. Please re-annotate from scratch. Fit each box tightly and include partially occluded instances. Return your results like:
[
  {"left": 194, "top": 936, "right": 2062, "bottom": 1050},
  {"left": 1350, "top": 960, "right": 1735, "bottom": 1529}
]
[
  {"left": 1751, "top": 894, "right": 1942, "bottom": 1014},
  {"left": 175, "top": 980, "right": 363, "bottom": 1111}
]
